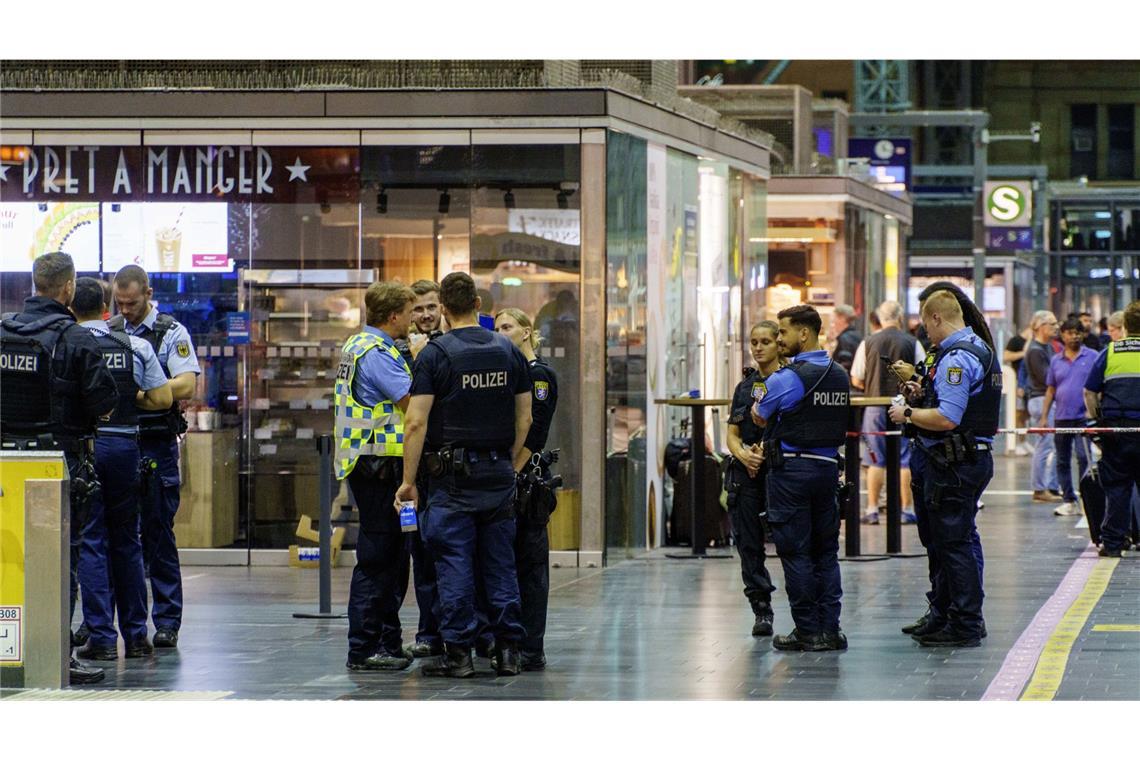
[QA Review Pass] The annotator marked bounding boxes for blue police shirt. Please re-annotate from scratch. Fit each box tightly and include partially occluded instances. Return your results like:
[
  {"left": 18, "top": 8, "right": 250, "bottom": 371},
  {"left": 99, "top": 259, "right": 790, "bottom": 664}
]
[
  {"left": 921, "top": 325, "right": 993, "bottom": 445},
  {"left": 81, "top": 319, "right": 169, "bottom": 434},
  {"left": 752, "top": 349, "right": 839, "bottom": 456},
  {"left": 352, "top": 326, "right": 412, "bottom": 408},
  {"left": 124, "top": 306, "right": 202, "bottom": 378}
]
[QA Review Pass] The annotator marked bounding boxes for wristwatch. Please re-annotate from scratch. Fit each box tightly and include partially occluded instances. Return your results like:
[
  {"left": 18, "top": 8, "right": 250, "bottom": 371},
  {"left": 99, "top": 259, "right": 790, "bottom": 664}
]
[{"left": 903, "top": 406, "right": 913, "bottom": 419}]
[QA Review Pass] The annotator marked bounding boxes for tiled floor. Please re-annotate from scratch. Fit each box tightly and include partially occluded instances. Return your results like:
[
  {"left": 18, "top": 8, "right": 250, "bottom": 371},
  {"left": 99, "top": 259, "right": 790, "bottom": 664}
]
[{"left": 7, "top": 456, "right": 1138, "bottom": 700}]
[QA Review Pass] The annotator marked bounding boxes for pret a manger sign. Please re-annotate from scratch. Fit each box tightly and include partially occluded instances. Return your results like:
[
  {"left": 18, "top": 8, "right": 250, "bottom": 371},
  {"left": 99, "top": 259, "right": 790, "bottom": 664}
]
[{"left": 0, "top": 146, "right": 359, "bottom": 203}]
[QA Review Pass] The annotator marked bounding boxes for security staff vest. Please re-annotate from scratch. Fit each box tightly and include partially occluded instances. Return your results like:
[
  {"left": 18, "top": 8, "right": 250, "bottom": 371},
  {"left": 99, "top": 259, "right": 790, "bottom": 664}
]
[
  {"left": 333, "top": 331, "right": 411, "bottom": 479},
  {"left": 110, "top": 313, "right": 185, "bottom": 437},
  {"left": 91, "top": 328, "right": 141, "bottom": 428},
  {"left": 765, "top": 359, "right": 850, "bottom": 449},
  {"left": 0, "top": 313, "right": 80, "bottom": 441},
  {"left": 1100, "top": 337, "right": 1140, "bottom": 421},
  {"left": 920, "top": 339, "right": 1002, "bottom": 438},
  {"left": 431, "top": 331, "right": 517, "bottom": 450}
]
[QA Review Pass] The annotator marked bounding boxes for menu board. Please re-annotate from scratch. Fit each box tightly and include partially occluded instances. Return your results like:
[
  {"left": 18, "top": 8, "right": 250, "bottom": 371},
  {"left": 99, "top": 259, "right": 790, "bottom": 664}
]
[
  {"left": 0, "top": 202, "right": 101, "bottom": 272},
  {"left": 102, "top": 202, "right": 230, "bottom": 273}
]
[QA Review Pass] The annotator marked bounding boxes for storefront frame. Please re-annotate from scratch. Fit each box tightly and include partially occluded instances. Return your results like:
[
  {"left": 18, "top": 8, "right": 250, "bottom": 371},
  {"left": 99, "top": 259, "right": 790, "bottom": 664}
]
[{"left": 1, "top": 88, "right": 771, "bottom": 568}]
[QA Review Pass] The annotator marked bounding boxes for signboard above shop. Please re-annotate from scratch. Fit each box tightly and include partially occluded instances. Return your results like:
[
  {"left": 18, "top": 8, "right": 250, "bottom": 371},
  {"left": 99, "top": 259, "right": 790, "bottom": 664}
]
[
  {"left": 0, "top": 145, "right": 360, "bottom": 203},
  {"left": 847, "top": 137, "right": 911, "bottom": 195}
]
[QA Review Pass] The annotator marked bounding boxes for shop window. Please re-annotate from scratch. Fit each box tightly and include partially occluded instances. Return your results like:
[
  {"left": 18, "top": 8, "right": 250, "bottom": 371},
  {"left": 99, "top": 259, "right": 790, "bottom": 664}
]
[
  {"left": 1070, "top": 104, "right": 1098, "bottom": 179},
  {"left": 1059, "top": 205, "right": 1112, "bottom": 252},
  {"left": 1107, "top": 104, "right": 1135, "bottom": 180},
  {"left": 1115, "top": 206, "right": 1140, "bottom": 251}
]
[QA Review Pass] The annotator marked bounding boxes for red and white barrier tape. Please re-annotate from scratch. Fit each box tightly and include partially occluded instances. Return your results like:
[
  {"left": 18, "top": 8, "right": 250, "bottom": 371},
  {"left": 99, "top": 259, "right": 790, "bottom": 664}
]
[{"left": 847, "top": 426, "right": 1140, "bottom": 438}]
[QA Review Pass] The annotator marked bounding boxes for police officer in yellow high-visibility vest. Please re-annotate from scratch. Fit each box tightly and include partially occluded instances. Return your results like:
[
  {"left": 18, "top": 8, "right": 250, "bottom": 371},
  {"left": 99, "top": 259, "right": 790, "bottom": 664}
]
[
  {"left": 1084, "top": 299, "right": 1140, "bottom": 558},
  {"left": 334, "top": 282, "right": 418, "bottom": 671}
]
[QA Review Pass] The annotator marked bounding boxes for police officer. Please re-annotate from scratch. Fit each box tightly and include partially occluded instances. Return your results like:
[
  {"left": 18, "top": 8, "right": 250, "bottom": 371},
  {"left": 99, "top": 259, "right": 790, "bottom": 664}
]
[
  {"left": 396, "top": 272, "right": 531, "bottom": 678},
  {"left": 111, "top": 265, "right": 201, "bottom": 648},
  {"left": 890, "top": 282, "right": 991, "bottom": 641},
  {"left": 751, "top": 305, "right": 849, "bottom": 652},
  {"left": 399, "top": 278, "right": 444, "bottom": 659},
  {"left": 888, "top": 290, "right": 1000, "bottom": 647},
  {"left": 334, "top": 282, "right": 418, "bottom": 671},
  {"left": 1083, "top": 299, "right": 1140, "bottom": 558},
  {"left": 71, "top": 278, "right": 171, "bottom": 661},
  {"left": 495, "top": 307, "right": 559, "bottom": 671},
  {"left": 725, "top": 320, "right": 780, "bottom": 637},
  {"left": 1, "top": 252, "right": 118, "bottom": 684}
]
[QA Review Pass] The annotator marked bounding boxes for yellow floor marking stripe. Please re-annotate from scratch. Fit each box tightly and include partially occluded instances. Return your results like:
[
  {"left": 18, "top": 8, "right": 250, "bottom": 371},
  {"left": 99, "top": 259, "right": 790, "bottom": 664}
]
[
  {"left": 1091, "top": 624, "right": 1140, "bottom": 632},
  {"left": 1020, "top": 557, "right": 1119, "bottom": 701}
]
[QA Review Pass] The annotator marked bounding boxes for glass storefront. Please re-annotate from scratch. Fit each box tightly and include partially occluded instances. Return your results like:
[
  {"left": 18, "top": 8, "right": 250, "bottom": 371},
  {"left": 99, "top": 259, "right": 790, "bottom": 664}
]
[
  {"left": 1049, "top": 199, "right": 1140, "bottom": 318},
  {"left": 1, "top": 128, "right": 767, "bottom": 564}
]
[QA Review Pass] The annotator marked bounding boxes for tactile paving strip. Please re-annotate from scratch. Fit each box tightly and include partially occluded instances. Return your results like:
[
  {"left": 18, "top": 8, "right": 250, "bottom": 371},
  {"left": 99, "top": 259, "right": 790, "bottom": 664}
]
[{"left": 3, "top": 689, "right": 232, "bottom": 700}]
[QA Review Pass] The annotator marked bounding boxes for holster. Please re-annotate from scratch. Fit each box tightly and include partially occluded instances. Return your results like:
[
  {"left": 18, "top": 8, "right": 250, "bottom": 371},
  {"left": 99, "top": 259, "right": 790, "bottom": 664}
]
[
  {"left": 357, "top": 455, "right": 402, "bottom": 483},
  {"left": 723, "top": 459, "right": 742, "bottom": 509},
  {"left": 422, "top": 447, "right": 451, "bottom": 478},
  {"left": 762, "top": 440, "right": 784, "bottom": 472}
]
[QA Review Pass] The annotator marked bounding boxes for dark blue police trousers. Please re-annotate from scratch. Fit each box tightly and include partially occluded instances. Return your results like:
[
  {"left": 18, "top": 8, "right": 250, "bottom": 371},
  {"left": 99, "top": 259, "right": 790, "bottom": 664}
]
[
  {"left": 139, "top": 436, "right": 183, "bottom": 631},
  {"left": 912, "top": 446, "right": 991, "bottom": 637},
  {"left": 79, "top": 435, "right": 149, "bottom": 648},
  {"left": 766, "top": 457, "right": 843, "bottom": 635},
  {"left": 346, "top": 467, "right": 410, "bottom": 661},
  {"left": 424, "top": 458, "right": 524, "bottom": 648},
  {"left": 1098, "top": 432, "right": 1140, "bottom": 551},
  {"left": 910, "top": 445, "right": 986, "bottom": 628}
]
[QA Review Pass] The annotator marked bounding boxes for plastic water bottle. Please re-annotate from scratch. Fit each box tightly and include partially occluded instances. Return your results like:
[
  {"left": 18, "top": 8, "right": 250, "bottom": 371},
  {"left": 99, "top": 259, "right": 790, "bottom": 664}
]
[{"left": 399, "top": 501, "right": 418, "bottom": 533}]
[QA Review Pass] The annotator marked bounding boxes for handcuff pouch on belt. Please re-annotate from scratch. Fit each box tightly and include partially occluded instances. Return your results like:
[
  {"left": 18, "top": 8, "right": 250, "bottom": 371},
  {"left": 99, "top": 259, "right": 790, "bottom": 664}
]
[{"left": 422, "top": 447, "right": 451, "bottom": 478}]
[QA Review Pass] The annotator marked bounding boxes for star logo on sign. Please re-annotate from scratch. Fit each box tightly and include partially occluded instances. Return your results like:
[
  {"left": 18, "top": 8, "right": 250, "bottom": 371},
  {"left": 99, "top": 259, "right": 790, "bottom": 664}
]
[
  {"left": 0, "top": 164, "right": 10, "bottom": 182},
  {"left": 285, "top": 157, "right": 311, "bottom": 183}
]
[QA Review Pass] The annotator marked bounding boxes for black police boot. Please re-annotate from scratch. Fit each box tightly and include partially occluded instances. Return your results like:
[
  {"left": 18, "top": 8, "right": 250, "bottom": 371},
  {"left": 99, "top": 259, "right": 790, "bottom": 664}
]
[
  {"left": 912, "top": 628, "right": 982, "bottom": 648},
  {"left": 520, "top": 650, "right": 547, "bottom": 672},
  {"left": 71, "top": 623, "right": 90, "bottom": 648},
  {"left": 125, "top": 637, "right": 155, "bottom": 658},
  {"left": 494, "top": 642, "right": 521, "bottom": 676},
  {"left": 406, "top": 640, "right": 444, "bottom": 659},
  {"left": 153, "top": 628, "right": 179, "bottom": 648},
  {"left": 69, "top": 656, "right": 105, "bottom": 685},
  {"left": 808, "top": 630, "right": 848, "bottom": 651},
  {"left": 901, "top": 612, "right": 943, "bottom": 637},
  {"left": 422, "top": 643, "right": 475, "bottom": 678},
  {"left": 772, "top": 629, "right": 820, "bottom": 652},
  {"left": 751, "top": 606, "right": 774, "bottom": 637},
  {"left": 346, "top": 650, "right": 413, "bottom": 671},
  {"left": 76, "top": 642, "right": 119, "bottom": 661}
]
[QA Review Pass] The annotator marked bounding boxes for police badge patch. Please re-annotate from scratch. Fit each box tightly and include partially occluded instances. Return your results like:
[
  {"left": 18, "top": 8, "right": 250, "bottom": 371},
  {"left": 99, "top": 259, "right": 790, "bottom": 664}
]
[
  {"left": 534, "top": 381, "right": 550, "bottom": 401},
  {"left": 947, "top": 366, "right": 963, "bottom": 385},
  {"left": 752, "top": 382, "right": 767, "bottom": 402},
  {"left": 176, "top": 341, "right": 190, "bottom": 358}
]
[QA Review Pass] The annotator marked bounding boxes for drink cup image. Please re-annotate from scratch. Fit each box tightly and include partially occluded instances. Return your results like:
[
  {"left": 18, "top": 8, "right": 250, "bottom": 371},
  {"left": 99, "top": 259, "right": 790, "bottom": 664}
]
[{"left": 155, "top": 226, "right": 182, "bottom": 272}]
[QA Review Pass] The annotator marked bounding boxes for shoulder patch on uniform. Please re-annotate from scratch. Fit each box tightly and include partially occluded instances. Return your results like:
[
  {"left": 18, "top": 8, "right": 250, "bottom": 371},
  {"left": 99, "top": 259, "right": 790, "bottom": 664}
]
[
  {"left": 534, "top": 380, "right": 550, "bottom": 401},
  {"left": 752, "top": 382, "right": 767, "bottom": 402},
  {"left": 176, "top": 340, "right": 190, "bottom": 358},
  {"left": 946, "top": 366, "right": 963, "bottom": 385}
]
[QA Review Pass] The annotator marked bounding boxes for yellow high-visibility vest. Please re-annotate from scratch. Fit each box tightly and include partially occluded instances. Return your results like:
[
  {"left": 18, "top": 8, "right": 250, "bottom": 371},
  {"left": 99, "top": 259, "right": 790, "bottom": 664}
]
[{"left": 333, "top": 331, "right": 410, "bottom": 479}]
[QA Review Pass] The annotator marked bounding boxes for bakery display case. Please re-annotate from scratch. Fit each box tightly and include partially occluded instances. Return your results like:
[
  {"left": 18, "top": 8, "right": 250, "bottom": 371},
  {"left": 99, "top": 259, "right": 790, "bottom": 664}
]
[{"left": 241, "top": 269, "right": 374, "bottom": 547}]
